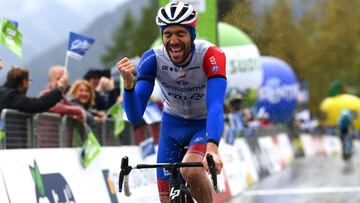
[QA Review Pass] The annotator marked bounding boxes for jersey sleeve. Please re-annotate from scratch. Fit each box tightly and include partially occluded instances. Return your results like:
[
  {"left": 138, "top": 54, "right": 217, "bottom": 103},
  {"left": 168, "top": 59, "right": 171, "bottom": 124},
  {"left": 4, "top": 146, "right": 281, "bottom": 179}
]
[
  {"left": 203, "top": 46, "right": 226, "bottom": 79},
  {"left": 206, "top": 77, "right": 227, "bottom": 145},
  {"left": 137, "top": 49, "right": 157, "bottom": 83},
  {"left": 123, "top": 49, "right": 157, "bottom": 124}
]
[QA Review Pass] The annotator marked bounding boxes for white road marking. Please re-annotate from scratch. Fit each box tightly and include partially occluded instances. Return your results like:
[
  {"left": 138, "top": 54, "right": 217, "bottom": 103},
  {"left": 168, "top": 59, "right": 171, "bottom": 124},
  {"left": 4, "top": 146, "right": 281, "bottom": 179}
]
[{"left": 242, "top": 187, "right": 360, "bottom": 196}]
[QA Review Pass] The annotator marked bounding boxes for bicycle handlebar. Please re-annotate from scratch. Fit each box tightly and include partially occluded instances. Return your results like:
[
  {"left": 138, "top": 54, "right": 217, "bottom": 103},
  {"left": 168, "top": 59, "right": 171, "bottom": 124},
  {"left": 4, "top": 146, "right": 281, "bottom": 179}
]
[
  {"left": 118, "top": 156, "right": 132, "bottom": 196},
  {"left": 206, "top": 154, "right": 220, "bottom": 193},
  {"left": 118, "top": 154, "right": 221, "bottom": 196}
]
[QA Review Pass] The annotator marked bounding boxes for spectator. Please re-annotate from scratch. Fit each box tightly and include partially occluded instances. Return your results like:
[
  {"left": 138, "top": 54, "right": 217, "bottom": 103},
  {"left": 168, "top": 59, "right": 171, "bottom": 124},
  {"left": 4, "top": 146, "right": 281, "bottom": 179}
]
[
  {"left": 0, "top": 66, "right": 67, "bottom": 113},
  {"left": 83, "top": 69, "right": 117, "bottom": 111},
  {"left": 67, "top": 80, "right": 106, "bottom": 124},
  {"left": 39, "top": 65, "right": 86, "bottom": 122}
]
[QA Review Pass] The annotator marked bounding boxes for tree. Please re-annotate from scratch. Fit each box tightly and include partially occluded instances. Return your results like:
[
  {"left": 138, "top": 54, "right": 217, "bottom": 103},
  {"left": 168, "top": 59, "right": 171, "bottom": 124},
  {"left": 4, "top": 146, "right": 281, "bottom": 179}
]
[
  {"left": 101, "top": 0, "right": 159, "bottom": 66},
  {"left": 101, "top": 10, "right": 136, "bottom": 66},
  {"left": 132, "top": 1, "right": 159, "bottom": 57},
  {"left": 222, "top": 0, "right": 360, "bottom": 114}
]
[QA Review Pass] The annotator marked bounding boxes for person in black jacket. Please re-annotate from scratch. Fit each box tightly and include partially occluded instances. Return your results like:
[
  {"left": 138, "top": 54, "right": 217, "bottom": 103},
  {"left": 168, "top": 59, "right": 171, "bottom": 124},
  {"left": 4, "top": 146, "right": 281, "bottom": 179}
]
[{"left": 0, "top": 66, "right": 68, "bottom": 113}]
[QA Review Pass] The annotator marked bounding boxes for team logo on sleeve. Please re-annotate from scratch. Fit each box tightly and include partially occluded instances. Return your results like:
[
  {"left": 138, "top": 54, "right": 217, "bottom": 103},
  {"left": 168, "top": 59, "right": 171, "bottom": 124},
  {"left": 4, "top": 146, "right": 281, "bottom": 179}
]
[
  {"left": 211, "top": 65, "right": 219, "bottom": 72},
  {"left": 209, "top": 56, "right": 216, "bottom": 65}
]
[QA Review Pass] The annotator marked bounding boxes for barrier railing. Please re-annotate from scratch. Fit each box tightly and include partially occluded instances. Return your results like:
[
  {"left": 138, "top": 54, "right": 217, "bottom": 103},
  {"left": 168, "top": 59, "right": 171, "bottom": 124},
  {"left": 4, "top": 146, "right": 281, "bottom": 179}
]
[
  {"left": 1, "top": 109, "right": 34, "bottom": 149},
  {"left": 1, "top": 108, "right": 294, "bottom": 150},
  {"left": 0, "top": 109, "right": 134, "bottom": 149}
]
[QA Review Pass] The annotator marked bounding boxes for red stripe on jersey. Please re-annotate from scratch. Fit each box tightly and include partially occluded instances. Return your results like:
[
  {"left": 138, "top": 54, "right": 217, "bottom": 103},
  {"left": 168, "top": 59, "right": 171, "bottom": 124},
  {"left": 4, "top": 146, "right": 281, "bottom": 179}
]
[
  {"left": 203, "top": 46, "right": 226, "bottom": 78},
  {"left": 157, "top": 179, "right": 170, "bottom": 196},
  {"left": 187, "top": 143, "right": 206, "bottom": 156}
]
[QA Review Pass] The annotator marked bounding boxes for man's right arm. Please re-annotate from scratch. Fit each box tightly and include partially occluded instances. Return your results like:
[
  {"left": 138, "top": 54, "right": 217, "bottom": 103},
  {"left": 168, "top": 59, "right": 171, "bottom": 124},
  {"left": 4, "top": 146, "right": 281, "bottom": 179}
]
[{"left": 117, "top": 50, "right": 157, "bottom": 124}]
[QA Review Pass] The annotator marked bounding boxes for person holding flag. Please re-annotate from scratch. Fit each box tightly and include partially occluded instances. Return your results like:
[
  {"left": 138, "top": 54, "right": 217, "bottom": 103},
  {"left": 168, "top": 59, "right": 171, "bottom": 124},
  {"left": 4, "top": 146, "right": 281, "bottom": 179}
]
[
  {"left": 117, "top": 2, "right": 226, "bottom": 202},
  {"left": 0, "top": 66, "right": 68, "bottom": 114}
]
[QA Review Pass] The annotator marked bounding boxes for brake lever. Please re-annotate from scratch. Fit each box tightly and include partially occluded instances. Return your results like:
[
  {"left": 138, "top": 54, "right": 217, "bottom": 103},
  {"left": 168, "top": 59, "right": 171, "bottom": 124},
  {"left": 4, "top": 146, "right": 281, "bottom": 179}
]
[{"left": 206, "top": 154, "right": 218, "bottom": 192}]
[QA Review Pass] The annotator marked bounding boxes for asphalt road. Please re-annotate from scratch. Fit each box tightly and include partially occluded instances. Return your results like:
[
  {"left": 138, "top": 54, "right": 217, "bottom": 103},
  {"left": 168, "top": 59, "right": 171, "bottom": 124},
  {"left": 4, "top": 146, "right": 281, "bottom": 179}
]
[{"left": 226, "top": 156, "right": 360, "bottom": 203}]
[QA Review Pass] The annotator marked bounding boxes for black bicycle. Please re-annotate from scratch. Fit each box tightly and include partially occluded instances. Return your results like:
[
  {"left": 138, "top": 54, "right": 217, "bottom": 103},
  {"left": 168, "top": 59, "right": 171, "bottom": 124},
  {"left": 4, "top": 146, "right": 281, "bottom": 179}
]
[{"left": 118, "top": 154, "right": 221, "bottom": 203}]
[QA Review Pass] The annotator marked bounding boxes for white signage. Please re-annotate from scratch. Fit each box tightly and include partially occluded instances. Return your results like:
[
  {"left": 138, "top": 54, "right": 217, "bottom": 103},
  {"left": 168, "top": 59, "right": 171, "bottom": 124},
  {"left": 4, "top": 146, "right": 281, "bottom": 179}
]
[
  {"left": 0, "top": 171, "right": 9, "bottom": 203},
  {"left": 171, "top": 0, "right": 206, "bottom": 12},
  {"left": 0, "top": 147, "right": 159, "bottom": 203},
  {"left": 222, "top": 45, "right": 262, "bottom": 90}
]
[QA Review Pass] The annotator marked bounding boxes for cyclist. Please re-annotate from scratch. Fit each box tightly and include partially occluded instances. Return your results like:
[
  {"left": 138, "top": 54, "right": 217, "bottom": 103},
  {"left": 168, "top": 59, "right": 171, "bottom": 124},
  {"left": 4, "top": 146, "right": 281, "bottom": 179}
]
[
  {"left": 337, "top": 109, "right": 354, "bottom": 161},
  {"left": 117, "top": 2, "right": 226, "bottom": 202}
]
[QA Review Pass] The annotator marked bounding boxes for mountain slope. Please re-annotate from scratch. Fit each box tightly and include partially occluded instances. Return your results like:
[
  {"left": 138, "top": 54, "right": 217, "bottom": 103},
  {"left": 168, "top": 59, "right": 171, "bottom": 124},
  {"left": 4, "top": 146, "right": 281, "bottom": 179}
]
[{"left": 25, "top": 0, "right": 150, "bottom": 96}]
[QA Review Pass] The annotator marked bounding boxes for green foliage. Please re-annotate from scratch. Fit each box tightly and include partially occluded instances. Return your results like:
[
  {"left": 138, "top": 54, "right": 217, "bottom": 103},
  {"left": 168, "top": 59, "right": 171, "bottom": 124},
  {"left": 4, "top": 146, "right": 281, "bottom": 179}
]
[
  {"left": 101, "top": 10, "right": 136, "bottom": 65},
  {"left": 101, "top": 1, "right": 159, "bottom": 66},
  {"left": 223, "top": 0, "right": 360, "bottom": 114}
]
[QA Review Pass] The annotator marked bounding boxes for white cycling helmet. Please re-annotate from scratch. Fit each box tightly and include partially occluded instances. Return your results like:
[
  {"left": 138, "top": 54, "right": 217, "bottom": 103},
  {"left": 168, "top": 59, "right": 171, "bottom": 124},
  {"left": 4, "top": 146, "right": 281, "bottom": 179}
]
[{"left": 156, "top": 2, "right": 198, "bottom": 27}]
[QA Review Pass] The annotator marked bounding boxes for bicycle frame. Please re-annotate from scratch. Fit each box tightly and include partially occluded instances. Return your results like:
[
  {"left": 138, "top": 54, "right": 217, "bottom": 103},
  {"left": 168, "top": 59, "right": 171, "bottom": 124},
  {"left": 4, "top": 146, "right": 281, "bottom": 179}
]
[{"left": 118, "top": 154, "right": 219, "bottom": 203}]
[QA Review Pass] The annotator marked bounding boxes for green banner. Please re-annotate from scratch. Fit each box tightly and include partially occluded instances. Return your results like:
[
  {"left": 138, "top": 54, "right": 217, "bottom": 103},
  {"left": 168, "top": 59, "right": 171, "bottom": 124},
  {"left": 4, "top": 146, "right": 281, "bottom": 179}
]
[
  {"left": 159, "top": 0, "right": 218, "bottom": 45},
  {"left": 0, "top": 121, "right": 5, "bottom": 140},
  {"left": 0, "top": 130, "right": 5, "bottom": 140},
  {"left": 81, "top": 124, "right": 101, "bottom": 168},
  {"left": 107, "top": 77, "right": 125, "bottom": 136},
  {"left": 108, "top": 103, "right": 125, "bottom": 136},
  {"left": 0, "top": 17, "right": 23, "bottom": 58}
]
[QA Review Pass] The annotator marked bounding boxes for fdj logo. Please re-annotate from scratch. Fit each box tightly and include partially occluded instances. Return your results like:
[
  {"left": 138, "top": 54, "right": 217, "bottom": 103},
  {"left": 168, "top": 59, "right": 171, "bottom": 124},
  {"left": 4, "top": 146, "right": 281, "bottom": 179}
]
[
  {"left": 170, "top": 187, "right": 180, "bottom": 200},
  {"left": 29, "top": 161, "right": 76, "bottom": 203},
  {"left": 168, "top": 92, "right": 204, "bottom": 100}
]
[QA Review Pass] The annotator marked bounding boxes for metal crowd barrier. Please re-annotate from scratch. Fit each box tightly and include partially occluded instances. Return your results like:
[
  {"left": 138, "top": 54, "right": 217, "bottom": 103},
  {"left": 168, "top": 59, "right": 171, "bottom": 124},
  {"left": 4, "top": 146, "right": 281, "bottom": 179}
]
[
  {"left": 0, "top": 109, "right": 134, "bottom": 149},
  {"left": 0, "top": 109, "right": 33, "bottom": 149}
]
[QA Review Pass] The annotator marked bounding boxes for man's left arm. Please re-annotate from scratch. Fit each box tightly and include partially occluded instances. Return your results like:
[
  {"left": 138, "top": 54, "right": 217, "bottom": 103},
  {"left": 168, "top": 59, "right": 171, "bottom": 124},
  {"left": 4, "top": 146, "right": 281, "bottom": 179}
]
[{"left": 203, "top": 45, "right": 227, "bottom": 174}]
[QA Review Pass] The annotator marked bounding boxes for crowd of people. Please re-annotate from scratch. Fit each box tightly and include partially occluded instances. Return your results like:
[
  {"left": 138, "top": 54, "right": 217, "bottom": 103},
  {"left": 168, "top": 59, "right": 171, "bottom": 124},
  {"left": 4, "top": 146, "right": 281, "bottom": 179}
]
[
  {"left": 0, "top": 56, "right": 122, "bottom": 139},
  {"left": 0, "top": 66, "right": 119, "bottom": 115}
]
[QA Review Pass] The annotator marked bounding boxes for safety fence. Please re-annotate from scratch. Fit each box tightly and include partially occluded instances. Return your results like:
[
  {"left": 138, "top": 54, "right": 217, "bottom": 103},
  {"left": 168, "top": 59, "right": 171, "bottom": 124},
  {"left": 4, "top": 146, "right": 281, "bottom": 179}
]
[
  {"left": 1, "top": 129, "right": 351, "bottom": 202},
  {"left": 0, "top": 108, "right": 355, "bottom": 202},
  {"left": 0, "top": 109, "right": 134, "bottom": 149}
]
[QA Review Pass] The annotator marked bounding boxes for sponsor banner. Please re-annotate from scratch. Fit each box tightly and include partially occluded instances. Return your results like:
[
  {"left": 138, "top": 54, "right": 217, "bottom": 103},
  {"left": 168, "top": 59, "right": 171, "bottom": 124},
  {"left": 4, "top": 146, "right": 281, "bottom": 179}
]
[
  {"left": 311, "top": 135, "right": 326, "bottom": 156},
  {"left": 322, "top": 135, "right": 341, "bottom": 157},
  {"left": 0, "top": 148, "right": 107, "bottom": 203},
  {"left": 0, "top": 171, "right": 9, "bottom": 203},
  {"left": 219, "top": 140, "right": 247, "bottom": 196},
  {"left": 299, "top": 134, "right": 316, "bottom": 156},
  {"left": 352, "top": 140, "right": 360, "bottom": 155},
  {"left": 271, "top": 135, "right": 287, "bottom": 169},
  {"left": 300, "top": 134, "right": 326, "bottom": 156},
  {"left": 276, "top": 133, "right": 295, "bottom": 165},
  {"left": 246, "top": 137, "right": 270, "bottom": 179},
  {"left": 222, "top": 45, "right": 262, "bottom": 90},
  {"left": 212, "top": 170, "right": 232, "bottom": 203},
  {"left": 0, "top": 147, "right": 159, "bottom": 203},
  {"left": 234, "top": 138, "right": 259, "bottom": 188},
  {"left": 271, "top": 133, "right": 294, "bottom": 169},
  {"left": 257, "top": 137, "right": 281, "bottom": 174}
]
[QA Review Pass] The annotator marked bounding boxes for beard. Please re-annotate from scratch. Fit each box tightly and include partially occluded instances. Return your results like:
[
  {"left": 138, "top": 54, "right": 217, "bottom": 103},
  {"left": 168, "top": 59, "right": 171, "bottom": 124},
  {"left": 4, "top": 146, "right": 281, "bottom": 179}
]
[{"left": 165, "top": 40, "right": 192, "bottom": 65}]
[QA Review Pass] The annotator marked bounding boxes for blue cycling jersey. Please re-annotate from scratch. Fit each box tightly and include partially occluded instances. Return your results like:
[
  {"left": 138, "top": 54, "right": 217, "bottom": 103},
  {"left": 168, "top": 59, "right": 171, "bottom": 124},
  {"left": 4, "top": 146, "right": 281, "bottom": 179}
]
[{"left": 123, "top": 39, "right": 227, "bottom": 145}]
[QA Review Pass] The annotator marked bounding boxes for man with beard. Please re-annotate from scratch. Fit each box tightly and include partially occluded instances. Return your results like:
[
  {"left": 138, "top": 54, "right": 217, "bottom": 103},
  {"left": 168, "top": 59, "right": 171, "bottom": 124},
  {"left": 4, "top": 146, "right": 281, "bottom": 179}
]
[
  {"left": 117, "top": 2, "right": 226, "bottom": 202},
  {"left": 0, "top": 66, "right": 68, "bottom": 113}
]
